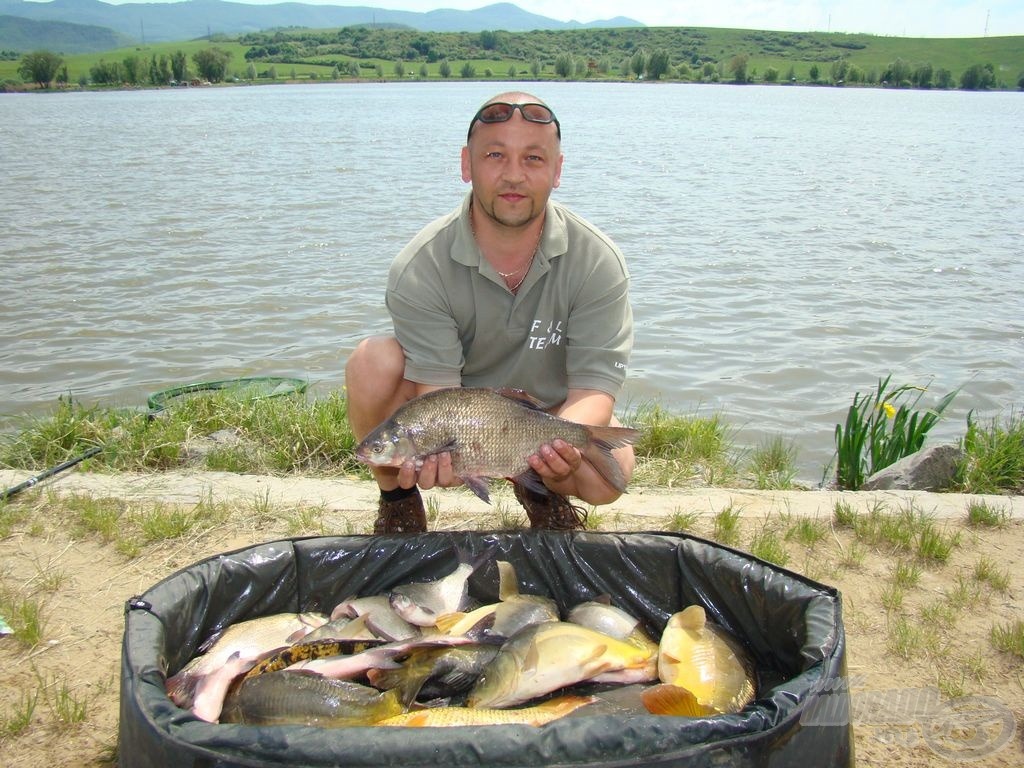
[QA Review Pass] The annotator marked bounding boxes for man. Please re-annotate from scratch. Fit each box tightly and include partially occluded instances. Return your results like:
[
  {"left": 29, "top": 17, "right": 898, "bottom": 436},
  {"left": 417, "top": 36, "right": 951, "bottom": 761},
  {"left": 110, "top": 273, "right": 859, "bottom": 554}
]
[{"left": 345, "top": 91, "right": 634, "bottom": 533}]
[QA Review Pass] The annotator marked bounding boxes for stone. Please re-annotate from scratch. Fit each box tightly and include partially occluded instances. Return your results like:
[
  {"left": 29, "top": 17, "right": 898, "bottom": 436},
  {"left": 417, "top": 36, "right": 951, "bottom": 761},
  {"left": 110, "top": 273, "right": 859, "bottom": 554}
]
[{"left": 861, "top": 444, "right": 963, "bottom": 492}]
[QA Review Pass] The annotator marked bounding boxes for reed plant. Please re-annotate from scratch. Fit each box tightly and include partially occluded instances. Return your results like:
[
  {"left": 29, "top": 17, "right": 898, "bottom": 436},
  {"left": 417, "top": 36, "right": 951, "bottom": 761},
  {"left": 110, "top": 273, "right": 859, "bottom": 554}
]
[{"left": 832, "top": 374, "right": 958, "bottom": 490}]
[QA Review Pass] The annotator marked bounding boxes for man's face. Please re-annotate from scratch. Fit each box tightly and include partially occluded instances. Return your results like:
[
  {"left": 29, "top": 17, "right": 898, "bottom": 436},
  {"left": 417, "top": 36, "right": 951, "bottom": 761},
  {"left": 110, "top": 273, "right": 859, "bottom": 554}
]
[{"left": 461, "top": 107, "right": 563, "bottom": 230}]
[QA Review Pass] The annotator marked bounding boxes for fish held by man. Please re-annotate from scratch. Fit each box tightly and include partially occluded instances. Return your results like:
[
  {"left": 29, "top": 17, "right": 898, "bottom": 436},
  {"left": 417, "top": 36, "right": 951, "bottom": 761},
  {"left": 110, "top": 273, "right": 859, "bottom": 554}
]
[{"left": 354, "top": 387, "right": 639, "bottom": 503}]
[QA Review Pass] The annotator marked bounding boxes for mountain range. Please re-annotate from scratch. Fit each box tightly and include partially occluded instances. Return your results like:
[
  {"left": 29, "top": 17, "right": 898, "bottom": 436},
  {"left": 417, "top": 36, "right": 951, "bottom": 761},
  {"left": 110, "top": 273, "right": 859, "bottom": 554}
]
[{"left": 0, "top": 0, "right": 642, "bottom": 50}]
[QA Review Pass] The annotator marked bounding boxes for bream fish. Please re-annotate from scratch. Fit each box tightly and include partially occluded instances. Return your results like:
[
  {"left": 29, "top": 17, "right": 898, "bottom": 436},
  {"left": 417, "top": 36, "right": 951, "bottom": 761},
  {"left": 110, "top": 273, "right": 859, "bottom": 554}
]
[
  {"left": 355, "top": 387, "right": 639, "bottom": 503},
  {"left": 651, "top": 605, "right": 756, "bottom": 715},
  {"left": 388, "top": 550, "right": 484, "bottom": 627}
]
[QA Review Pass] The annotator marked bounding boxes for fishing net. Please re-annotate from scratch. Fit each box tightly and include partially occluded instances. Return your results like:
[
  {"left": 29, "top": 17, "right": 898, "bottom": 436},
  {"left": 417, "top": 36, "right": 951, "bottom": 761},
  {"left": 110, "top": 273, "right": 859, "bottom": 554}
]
[
  {"left": 146, "top": 377, "right": 308, "bottom": 412},
  {"left": 119, "top": 531, "right": 852, "bottom": 767}
]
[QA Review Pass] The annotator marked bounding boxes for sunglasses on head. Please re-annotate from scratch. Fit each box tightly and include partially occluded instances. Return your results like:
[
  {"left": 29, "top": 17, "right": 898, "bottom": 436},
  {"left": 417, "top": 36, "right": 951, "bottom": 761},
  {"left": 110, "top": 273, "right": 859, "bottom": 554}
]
[{"left": 467, "top": 102, "right": 561, "bottom": 142}]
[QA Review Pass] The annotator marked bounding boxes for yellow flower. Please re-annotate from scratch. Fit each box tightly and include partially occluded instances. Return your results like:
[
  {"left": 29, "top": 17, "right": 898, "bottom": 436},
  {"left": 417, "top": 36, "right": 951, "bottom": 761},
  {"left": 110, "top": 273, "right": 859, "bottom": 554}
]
[{"left": 883, "top": 402, "right": 897, "bottom": 419}]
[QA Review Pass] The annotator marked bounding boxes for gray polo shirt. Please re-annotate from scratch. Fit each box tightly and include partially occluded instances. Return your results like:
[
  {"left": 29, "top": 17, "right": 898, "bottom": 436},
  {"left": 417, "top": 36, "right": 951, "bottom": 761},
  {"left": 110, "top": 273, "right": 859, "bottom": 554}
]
[{"left": 386, "top": 194, "right": 632, "bottom": 408}]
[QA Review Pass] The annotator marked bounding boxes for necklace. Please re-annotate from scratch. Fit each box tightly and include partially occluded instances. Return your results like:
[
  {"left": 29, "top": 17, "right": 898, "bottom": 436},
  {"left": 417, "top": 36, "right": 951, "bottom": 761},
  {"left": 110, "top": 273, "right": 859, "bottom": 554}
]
[
  {"left": 505, "top": 252, "right": 535, "bottom": 293},
  {"left": 469, "top": 206, "right": 542, "bottom": 291}
]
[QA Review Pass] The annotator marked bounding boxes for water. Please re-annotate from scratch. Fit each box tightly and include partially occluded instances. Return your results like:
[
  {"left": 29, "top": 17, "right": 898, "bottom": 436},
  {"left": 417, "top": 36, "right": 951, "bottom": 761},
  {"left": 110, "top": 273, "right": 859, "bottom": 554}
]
[{"left": 2, "top": 82, "right": 1022, "bottom": 482}]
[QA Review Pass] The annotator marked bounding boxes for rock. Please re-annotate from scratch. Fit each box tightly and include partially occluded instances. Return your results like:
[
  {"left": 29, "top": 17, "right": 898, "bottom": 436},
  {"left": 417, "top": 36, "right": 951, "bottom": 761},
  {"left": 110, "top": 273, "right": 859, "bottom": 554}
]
[{"left": 861, "top": 444, "right": 963, "bottom": 492}]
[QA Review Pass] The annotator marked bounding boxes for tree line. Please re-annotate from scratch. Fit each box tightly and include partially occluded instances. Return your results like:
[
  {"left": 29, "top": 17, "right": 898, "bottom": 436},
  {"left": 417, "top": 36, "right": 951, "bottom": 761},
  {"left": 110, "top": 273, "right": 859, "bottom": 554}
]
[
  {"left": 12, "top": 23, "right": 1023, "bottom": 91},
  {"left": 15, "top": 47, "right": 234, "bottom": 88}
]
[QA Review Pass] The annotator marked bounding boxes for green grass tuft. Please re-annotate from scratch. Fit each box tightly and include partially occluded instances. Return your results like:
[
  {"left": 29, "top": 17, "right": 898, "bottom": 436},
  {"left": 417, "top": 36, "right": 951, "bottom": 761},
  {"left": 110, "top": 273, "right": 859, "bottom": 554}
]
[
  {"left": 989, "top": 619, "right": 1024, "bottom": 660},
  {"left": 965, "top": 499, "right": 1011, "bottom": 528},
  {"left": 748, "top": 435, "right": 799, "bottom": 489}
]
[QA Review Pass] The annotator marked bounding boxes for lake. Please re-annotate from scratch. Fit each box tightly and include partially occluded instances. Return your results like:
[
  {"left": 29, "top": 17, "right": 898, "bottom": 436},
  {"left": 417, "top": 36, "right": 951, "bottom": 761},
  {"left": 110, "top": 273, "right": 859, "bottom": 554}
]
[{"left": 2, "top": 81, "right": 1022, "bottom": 483}]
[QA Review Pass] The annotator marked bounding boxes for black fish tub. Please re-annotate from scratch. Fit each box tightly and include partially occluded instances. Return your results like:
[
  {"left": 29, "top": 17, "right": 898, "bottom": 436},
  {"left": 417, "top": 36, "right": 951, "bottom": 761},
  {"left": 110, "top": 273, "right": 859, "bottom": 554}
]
[{"left": 118, "top": 531, "right": 854, "bottom": 767}]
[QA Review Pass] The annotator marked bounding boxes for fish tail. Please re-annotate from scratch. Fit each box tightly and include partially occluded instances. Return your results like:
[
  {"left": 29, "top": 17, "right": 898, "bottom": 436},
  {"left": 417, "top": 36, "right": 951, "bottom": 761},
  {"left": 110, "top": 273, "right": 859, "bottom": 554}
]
[
  {"left": 582, "top": 425, "right": 640, "bottom": 492},
  {"left": 165, "top": 671, "right": 199, "bottom": 708}
]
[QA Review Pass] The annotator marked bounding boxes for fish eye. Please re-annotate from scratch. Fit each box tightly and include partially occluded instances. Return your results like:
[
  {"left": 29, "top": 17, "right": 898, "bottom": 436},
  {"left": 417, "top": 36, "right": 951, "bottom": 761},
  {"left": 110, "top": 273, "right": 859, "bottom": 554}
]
[{"left": 371, "top": 443, "right": 385, "bottom": 454}]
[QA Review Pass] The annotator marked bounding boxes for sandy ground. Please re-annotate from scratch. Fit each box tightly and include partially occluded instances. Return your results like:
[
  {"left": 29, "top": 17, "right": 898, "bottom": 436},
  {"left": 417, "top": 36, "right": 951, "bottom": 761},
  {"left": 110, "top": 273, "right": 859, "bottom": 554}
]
[{"left": 1, "top": 467, "right": 1022, "bottom": 766}]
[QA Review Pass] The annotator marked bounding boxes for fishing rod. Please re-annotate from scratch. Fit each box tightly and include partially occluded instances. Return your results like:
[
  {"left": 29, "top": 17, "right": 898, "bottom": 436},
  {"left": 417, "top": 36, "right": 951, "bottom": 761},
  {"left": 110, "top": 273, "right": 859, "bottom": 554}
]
[{"left": 0, "top": 446, "right": 102, "bottom": 502}]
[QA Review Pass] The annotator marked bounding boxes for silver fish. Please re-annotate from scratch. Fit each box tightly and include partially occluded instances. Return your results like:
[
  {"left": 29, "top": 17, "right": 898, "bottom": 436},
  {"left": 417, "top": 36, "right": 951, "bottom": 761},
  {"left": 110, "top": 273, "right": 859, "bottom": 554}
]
[
  {"left": 388, "top": 552, "right": 482, "bottom": 627},
  {"left": 355, "top": 387, "right": 639, "bottom": 503},
  {"left": 166, "top": 611, "right": 328, "bottom": 708}
]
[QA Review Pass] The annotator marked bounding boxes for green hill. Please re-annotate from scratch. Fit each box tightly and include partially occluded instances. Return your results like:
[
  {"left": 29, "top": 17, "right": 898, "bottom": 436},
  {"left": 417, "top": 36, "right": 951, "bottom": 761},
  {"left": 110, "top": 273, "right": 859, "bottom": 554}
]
[{"left": 0, "top": 14, "right": 133, "bottom": 54}]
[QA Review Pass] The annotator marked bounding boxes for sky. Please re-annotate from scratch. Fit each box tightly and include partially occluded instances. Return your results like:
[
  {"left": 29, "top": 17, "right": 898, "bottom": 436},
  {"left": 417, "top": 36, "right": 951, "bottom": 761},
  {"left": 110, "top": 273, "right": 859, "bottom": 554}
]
[{"left": 94, "top": 0, "right": 1024, "bottom": 38}]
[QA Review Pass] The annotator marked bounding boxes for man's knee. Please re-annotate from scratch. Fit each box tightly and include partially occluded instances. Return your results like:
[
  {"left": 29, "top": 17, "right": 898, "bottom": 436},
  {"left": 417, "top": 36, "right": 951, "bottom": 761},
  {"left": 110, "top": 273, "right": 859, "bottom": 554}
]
[{"left": 346, "top": 336, "right": 405, "bottom": 383}]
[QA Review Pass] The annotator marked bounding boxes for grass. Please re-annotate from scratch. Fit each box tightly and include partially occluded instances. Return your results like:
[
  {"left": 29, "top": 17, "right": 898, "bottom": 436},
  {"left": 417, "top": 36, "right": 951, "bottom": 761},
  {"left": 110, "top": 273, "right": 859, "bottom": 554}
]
[
  {"left": 958, "top": 410, "right": 1024, "bottom": 494},
  {"left": 748, "top": 523, "right": 790, "bottom": 566},
  {"left": 973, "top": 557, "right": 1010, "bottom": 592},
  {"left": 990, "top": 620, "right": 1024, "bottom": 660},
  {"left": 965, "top": 499, "right": 1011, "bottom": 528},
  {"left": 712, "top": 505, "right": 742, "bottom": 546},
  {"left": 665, "top": 508, "right": 701, "bottom": 533},
  {"left": 747, "top": 436, "right": 799, "bottom": 490},
  {"left": 785, "top": 515, "right": 827, "bottom": 547},
  {"left": 0, "top": 588, "right": 47, "bottom": 648},
  {"left": 891, "top": 560, "right": 921, "bottom": 589},
  {"left": 0, "top": 690, "right": 39, "bottom": 737}
]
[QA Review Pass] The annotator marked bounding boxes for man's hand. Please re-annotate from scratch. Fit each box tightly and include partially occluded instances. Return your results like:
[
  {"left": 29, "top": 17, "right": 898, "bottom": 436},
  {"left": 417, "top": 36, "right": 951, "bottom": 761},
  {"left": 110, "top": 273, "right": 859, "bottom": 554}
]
[
  {"left": 526, "top": 439, "right": 584, "bottom": 486},
  {"left": 397, "top": 451, "right": 462, "bottom": 491}
]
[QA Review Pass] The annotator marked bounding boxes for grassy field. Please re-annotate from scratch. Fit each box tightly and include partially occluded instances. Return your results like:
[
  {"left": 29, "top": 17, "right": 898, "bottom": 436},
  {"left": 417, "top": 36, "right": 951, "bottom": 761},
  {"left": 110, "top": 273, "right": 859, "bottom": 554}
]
[{"left": 2, "top": 27, "right": 1022, "bottom": 88}]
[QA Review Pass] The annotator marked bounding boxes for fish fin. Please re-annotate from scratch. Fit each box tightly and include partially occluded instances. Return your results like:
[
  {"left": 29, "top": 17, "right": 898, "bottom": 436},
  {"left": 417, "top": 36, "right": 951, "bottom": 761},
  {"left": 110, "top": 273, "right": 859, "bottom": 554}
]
[
  {"left": 493, "top": 388, "right": 546, "bottom": 410},
  {"left": 425, "top": 438, "right": 460, "bottom": 457},
  {"left": 642, "top": 684, "right": 712, "bottom": 718},
  {"left": 523, "top": 644, "right": 542, "bottom": 676},
  {"left": 496, "top": 561, "right": 521, "bottom": 601},
  {"left": 196, "top": 628, "right": 225, "bottom": 655},
  {"left": 434, "top": 612, "right": 467, "bottom": 634},
  {"left": 463, "top": 612, "right": 502, "bottom": 643},
  {"left": 330, "top": 595, "right": 360, "bottom": 621},
  {"left": 460, "top": 475, "right": 492, "bottom": 503},
  {"left": 541, "top": 695, "right": 600, "bottom": 718},
  {"left": 510, "top": 469, "right": 550, "bottom": 496},
  {"left": 677, "top": 605, "right": 707, "bottom": 631},
  {"left": 580, "top": 425, "right": 640, "bottom": 493},
  {"left": 371, "top": 666, "right": 430, "bottom": 709}
]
